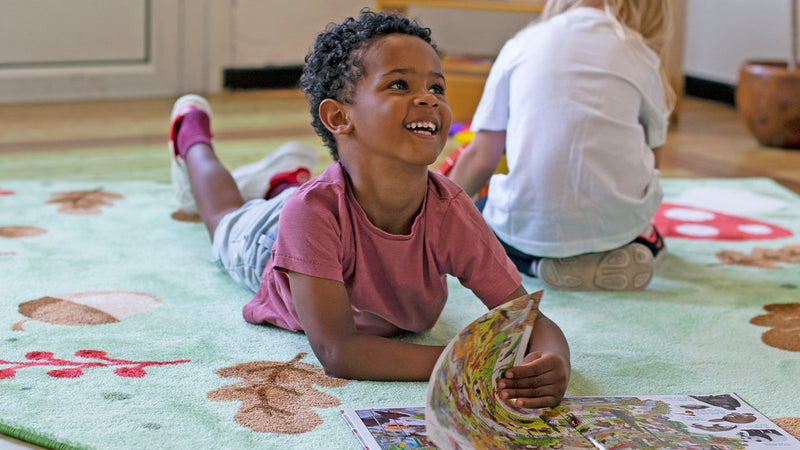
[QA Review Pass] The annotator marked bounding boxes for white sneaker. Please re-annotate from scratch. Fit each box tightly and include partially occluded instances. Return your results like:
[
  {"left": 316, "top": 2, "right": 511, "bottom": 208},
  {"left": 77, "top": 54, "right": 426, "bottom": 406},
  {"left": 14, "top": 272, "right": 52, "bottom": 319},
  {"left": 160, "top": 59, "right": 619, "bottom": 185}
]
[
  {"left": 168, "top": 94, "right": 213, "bottom": 216},
  {"left": 537, "top": 243, "right": 655, "bottom": 291},
  {"left": 231, "top": 141, "right": 317, "bottom": 201}
]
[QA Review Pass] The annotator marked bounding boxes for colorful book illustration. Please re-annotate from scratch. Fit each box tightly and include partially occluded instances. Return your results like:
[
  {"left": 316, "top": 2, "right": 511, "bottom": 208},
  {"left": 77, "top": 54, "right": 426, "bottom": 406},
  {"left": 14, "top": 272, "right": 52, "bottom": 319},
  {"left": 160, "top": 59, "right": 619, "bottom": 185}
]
[
  {"left": 341, "top": 292, "right": 800, "bottom": 449},
  {"left": 426, "top": 291, "right": 541, "bottom": 448},
  {"left": 342, "top": 394, "right": 799, "bottom": 450},
  {"left": 341, "top": 406, "right": 436, "bottom": 449}
]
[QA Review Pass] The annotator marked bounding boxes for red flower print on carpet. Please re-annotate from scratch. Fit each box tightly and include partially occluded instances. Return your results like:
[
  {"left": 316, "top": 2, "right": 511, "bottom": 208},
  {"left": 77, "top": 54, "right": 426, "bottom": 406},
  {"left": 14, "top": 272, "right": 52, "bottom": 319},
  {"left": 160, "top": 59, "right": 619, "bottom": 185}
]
[{"left": 0, "top": 350, "right": 190, "bottom": 379}]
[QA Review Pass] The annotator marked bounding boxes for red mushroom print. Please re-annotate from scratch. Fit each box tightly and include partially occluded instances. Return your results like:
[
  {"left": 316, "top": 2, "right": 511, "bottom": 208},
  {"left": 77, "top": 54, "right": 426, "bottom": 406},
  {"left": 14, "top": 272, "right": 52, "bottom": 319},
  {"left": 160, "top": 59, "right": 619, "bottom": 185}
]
[
  {"left": 653, "top": 186, "right": 794, "bottom": 241},
  {"left": 654, "top": 202, "right": 793, "bottom": 241}
]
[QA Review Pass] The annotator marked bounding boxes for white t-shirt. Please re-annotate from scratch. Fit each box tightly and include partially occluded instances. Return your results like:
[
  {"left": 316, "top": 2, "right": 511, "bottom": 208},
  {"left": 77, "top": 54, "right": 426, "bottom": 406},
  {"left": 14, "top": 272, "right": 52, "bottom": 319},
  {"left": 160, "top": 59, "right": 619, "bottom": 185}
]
[{"left": 471, "top": 7, "right": 668, "bottom": 258}]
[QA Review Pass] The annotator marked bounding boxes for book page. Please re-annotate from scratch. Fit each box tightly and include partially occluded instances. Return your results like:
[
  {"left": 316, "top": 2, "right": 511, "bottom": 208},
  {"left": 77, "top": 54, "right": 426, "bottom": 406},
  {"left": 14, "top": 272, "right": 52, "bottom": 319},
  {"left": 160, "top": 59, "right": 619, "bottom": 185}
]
[
  {"left": 342, "top": 394, "right": 799, "bottom": 449},
  {"left": 425, "top": 291, "right": 594, "bottom": 448},
  {"left": 341, "top": 406, "right": 435, "bottom": 449},
  {"left": 559, "top": 394, "right": 800, "bottom": 449}
]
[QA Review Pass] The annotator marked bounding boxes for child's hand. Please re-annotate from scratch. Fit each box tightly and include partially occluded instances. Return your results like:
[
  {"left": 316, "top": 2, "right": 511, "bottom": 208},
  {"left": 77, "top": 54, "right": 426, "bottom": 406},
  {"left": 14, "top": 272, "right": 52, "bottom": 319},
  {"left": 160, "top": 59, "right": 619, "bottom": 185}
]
[{"left": 496, "top": 351, "right": 569, "bottom": 409}]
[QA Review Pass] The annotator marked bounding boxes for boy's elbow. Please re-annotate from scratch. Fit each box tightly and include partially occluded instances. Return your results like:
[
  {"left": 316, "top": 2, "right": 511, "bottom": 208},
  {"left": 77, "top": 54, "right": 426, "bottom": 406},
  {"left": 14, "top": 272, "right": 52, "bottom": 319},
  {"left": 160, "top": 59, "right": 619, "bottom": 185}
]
[
  {"left": 318, "top": 358, "right": 350, "bottom": 379},
  {"left": 312, "top": 341, "right": 358, "bottom": 380}
]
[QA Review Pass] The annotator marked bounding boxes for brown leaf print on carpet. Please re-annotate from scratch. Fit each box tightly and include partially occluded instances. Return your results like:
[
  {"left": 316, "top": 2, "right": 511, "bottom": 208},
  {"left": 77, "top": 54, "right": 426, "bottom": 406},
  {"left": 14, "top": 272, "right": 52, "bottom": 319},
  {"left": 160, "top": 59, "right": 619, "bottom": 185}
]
[
  {"left": 46, "top": 189, "right": 123, "bottom": 214},
  {"left": 208, "top": 353, "right": 349, "bottom": 434},
  {"left": 716, "top": 245, "right": 800, "bottom": 268},
  {"left": 12, "top": 291, "right": 161, "bottom": 331},
  {"left": 774, "top": 417, "right": 800, "bottom": 440},
  {"left": 750, "top": 303, "right": 800, "bottom": 351},
  {"left": 0, "top": 226, "right": 46, "bottom": 238},
  {"left": 171, "top": 209, "right": 203, "bottom": 223}
]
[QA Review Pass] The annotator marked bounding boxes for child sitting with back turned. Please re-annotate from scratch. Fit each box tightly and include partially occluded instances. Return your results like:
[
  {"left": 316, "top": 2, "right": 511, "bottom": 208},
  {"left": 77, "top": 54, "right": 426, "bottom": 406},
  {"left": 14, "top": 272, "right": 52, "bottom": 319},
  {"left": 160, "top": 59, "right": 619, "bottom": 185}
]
[
  {"left": 447, "top": 0, "right": 675, "bottom": 291},
  {"left": 167, "top": 9, "right": 569, "bottom": 408}
]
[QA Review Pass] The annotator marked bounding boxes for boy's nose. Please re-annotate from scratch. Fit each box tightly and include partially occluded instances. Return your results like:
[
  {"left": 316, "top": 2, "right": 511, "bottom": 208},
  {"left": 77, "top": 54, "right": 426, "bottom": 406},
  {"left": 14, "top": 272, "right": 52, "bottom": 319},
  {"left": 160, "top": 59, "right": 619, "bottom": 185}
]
[{"left": 415, "top": 91, "right": 439, "bottom": 107}]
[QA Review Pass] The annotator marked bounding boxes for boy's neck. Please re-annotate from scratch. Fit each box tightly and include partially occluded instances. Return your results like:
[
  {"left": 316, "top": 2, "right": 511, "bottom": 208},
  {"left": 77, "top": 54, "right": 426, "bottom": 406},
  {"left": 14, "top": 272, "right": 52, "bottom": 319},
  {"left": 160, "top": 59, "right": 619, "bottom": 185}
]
[{"left": 341, "top": 162, "right": 429, "bottom": 236}]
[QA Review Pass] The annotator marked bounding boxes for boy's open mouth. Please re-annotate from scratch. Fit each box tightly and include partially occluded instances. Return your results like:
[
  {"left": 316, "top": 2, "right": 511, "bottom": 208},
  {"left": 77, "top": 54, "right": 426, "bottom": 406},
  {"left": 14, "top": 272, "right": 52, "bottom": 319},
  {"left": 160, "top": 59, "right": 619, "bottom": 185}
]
[{"left": 405, "top": 121, "right": 438, "bottom": 136}]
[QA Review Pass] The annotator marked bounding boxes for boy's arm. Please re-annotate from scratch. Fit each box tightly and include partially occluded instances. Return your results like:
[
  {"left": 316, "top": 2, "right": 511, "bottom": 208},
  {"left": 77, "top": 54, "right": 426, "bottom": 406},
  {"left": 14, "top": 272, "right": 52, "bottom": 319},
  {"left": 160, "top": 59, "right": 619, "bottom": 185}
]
[
  {"left": 496, "top": 286, "right": 571, "bottom": 409},
  {"left": 447, "top": 129, "right": 506, "bottom": 197},
  {"left": 288, "top": 270, "right": 445, "bottom": 381}
]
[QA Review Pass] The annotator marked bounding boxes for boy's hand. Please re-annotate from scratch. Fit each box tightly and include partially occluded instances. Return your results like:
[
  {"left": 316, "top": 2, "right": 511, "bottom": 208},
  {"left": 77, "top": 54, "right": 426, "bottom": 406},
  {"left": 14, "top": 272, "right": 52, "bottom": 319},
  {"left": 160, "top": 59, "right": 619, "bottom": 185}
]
[{"left": 496, "top": 351, "right": 569, "bottom": 409}]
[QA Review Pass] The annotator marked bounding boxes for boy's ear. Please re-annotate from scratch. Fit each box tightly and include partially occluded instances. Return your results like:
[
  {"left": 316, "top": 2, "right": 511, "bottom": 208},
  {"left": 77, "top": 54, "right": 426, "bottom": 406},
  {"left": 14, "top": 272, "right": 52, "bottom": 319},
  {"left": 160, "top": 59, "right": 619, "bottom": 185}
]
[{"left": 319, "top": 98, "right": 353, "bottom": 135}]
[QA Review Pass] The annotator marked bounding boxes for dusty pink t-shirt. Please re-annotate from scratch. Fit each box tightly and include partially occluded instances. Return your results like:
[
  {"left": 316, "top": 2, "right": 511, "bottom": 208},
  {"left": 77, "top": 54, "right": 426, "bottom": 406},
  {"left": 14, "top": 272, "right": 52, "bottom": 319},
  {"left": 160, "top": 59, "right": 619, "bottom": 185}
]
[{"left": 243, "top": 163, "right": 522, "bottom": 336}]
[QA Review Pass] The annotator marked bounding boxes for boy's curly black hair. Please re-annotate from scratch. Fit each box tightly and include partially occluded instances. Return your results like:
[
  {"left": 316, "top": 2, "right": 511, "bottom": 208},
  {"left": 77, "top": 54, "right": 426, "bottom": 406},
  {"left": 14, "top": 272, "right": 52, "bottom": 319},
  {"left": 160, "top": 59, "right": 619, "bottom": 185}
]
[{"left": 299, "top": 8, "right": 437, "bottom": 161}]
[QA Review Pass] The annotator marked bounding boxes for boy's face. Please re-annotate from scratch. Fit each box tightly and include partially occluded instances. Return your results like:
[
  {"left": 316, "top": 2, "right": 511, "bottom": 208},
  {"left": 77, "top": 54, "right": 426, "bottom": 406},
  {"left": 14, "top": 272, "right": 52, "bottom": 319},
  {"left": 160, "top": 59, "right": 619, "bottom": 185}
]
[{"left": 343, "top": 33, "right": 452, "bottom": 168}]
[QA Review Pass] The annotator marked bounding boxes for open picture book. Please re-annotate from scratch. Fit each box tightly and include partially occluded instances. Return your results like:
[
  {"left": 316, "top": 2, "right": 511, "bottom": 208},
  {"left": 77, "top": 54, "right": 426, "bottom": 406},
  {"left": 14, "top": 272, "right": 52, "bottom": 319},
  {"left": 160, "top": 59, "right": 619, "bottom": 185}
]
[{"left": 341, "top": 291, "right": 800, "bottom": 449}]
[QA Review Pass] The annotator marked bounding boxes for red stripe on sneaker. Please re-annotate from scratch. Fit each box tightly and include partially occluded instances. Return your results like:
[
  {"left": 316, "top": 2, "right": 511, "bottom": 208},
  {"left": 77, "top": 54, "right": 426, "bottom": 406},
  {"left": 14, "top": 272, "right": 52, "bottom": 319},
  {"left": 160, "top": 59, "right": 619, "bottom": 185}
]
[{"left": 265, "top": 168, "right": 311, "bottom": 199}]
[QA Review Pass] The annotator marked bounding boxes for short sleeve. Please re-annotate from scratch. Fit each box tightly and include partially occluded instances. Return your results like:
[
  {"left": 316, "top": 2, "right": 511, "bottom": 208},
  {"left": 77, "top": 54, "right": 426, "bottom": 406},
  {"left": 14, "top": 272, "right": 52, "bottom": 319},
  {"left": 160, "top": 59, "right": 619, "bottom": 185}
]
[
  {"left": 271, "top": 185, "right": 348, "bottom": 283},
  {"left": 638, "top": 64, "right": 669, "bottom": 149}
]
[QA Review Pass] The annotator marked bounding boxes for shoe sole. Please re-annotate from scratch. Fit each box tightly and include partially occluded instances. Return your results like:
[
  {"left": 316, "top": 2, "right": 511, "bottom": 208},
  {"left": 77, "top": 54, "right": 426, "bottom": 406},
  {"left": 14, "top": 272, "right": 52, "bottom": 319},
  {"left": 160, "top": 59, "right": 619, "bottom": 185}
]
[{"left": 538, "top": 243, "right": 655, "bottom": 291}]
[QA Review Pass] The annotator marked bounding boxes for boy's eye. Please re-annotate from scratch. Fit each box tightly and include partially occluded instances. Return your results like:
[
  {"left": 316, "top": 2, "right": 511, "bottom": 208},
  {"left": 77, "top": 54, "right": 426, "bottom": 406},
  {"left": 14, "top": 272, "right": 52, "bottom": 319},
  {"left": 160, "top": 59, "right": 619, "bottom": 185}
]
[
  {"left": 429, "top": 84, "right": 445, "bottom": 95},
  {"left": 389, "top": 80, "right": 408, "bottom": 90}
]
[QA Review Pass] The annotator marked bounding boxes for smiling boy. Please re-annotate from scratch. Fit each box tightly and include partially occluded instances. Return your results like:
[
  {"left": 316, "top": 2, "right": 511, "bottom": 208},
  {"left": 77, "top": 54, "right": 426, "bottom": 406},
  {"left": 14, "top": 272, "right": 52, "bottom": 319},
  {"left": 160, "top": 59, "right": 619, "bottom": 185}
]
[{"left": 168, "top": 9, "right": 570, "bottom": 408}]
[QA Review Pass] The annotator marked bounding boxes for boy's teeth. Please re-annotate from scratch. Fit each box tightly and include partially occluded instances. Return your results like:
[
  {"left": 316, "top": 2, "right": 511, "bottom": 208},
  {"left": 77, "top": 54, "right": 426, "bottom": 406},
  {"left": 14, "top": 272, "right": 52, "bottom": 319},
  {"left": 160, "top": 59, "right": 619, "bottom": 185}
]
[{"left": 406, "top": 122, "right": 437, "bottom": 134}]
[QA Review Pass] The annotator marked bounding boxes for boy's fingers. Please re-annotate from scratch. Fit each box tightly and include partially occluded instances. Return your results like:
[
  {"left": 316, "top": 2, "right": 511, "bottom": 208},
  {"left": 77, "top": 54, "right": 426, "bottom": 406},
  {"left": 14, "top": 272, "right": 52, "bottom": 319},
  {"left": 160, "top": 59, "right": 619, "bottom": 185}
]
[
  {"left": 505, "top": 359, "right": 561, "bottom": 380},
  {"left": 511, "top": 395, "right": 562, "bottom": 409},
  {"left": 499, "top": 387, "right": 564, "bottom": 408},
  {"left": 498, "top": 369, "right": 560, "bottom": 390},
  {"left": 500, "top": 386, "right": 548, "bottom": 399},
  {"left": 507, "top": 352, "right": 566, "bottom": 379}
]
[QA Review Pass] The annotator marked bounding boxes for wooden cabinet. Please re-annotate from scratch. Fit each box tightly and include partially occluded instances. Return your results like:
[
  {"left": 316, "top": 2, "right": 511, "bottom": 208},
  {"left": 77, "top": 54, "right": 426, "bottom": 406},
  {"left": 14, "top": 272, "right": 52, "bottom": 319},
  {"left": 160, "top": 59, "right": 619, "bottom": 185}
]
[{"left": 376, "top": 1, "right": 544, "bottom": 121}]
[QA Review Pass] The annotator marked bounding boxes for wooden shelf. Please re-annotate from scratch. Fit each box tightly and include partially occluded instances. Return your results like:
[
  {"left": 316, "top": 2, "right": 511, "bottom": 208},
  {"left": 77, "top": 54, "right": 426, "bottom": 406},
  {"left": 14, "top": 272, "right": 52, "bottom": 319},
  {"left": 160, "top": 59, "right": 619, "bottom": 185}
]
[{"left": 441, "top": 56, "right": 493, "bottom": 76}]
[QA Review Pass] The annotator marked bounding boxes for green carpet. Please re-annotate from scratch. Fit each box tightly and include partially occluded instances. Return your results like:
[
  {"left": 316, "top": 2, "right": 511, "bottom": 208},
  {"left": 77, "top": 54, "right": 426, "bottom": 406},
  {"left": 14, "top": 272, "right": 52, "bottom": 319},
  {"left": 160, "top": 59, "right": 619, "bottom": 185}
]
[{"left": 1, "top": 176, "right": 799, "bottom": 449}]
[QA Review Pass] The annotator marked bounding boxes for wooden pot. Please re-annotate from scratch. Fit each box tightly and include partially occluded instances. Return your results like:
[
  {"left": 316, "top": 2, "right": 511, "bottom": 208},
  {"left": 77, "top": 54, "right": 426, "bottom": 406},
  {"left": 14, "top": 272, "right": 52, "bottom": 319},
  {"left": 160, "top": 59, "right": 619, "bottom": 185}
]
[{"left": 736, "top": 61, "right": 800, "bottom": 149}]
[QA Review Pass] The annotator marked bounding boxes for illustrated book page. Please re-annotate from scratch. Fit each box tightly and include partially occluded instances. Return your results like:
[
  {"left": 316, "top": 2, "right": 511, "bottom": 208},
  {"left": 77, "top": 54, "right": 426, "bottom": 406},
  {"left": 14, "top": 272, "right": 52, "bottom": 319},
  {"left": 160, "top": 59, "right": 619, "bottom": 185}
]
[{"left": 343, "top": 394, "right": 800, "bottom": 450}]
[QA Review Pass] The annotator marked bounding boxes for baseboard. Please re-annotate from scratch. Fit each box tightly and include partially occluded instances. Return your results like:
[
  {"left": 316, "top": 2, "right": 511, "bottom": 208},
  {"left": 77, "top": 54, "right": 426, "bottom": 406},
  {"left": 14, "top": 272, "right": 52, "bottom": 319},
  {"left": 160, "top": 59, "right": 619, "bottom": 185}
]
[
  {"left": 222, "top": 67, "right": 739, "bottom": 109},
  {"left": 684, "top": 76, "right": 736, "bottom": 107},
  {"left": 223, "top": 65, "right": 303, "bottom": 90}
]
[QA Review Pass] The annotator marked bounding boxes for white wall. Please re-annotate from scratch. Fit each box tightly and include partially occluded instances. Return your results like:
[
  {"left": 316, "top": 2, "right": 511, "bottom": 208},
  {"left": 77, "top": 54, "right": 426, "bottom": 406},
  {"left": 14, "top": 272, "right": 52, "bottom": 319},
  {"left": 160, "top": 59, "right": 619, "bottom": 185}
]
[
  {"left": 226, "top": 2, "right": 536, "bottom": 67},
  {"left": 684, "top": 0, "right": 793, "bottom": 85}
]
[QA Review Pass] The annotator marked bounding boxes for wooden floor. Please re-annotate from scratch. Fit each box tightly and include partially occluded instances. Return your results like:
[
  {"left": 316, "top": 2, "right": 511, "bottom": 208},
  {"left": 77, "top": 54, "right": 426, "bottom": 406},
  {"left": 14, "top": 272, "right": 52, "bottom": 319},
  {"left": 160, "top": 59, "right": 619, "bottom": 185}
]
[
  {"left": 0, "top": 90, "right": 799, "bottom": 193},
  {"left": 661, "top": 98, "right": 800, "bottom": 193}
]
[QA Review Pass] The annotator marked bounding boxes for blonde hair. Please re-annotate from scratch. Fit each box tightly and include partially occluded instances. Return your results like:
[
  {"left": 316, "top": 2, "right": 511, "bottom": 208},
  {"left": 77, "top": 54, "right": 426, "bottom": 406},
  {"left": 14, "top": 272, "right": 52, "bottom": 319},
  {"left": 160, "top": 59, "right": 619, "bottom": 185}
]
[{"left": 541, "top": 0, "right": 676, "bottom": 113}]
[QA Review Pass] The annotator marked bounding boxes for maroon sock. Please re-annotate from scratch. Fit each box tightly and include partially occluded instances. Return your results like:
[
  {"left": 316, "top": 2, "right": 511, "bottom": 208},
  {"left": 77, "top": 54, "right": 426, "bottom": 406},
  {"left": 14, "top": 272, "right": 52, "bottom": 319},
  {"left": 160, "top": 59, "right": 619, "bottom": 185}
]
[{"left": 176, "top": 109, "right": 212, "bottom": 158}]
